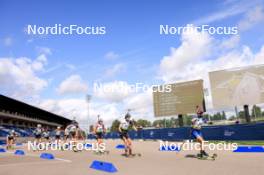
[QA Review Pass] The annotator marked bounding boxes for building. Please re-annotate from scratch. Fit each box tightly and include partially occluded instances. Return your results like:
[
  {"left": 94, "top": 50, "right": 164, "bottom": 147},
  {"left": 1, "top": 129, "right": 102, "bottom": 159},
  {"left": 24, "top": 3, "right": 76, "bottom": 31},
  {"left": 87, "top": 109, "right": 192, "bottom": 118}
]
[{"left": 0, "top": 94, "right": 71, "bottom": 129}]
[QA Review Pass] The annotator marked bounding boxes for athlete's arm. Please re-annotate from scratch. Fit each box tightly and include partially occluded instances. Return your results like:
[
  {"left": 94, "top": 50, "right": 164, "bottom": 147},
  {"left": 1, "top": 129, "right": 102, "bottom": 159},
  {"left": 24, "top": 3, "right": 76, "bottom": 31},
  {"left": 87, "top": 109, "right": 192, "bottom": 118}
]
[
  {"left": 118, "top": 123, "right": 122, "bottom": 133},
  {"left": 6, "top": 135, "right": 8, "bottom": 143},
  {"left": 93, "top": 125, "right": 97, "bottom": 134},
  {"left": 103, "top": 124, "right": 106, "bottom": 133}
]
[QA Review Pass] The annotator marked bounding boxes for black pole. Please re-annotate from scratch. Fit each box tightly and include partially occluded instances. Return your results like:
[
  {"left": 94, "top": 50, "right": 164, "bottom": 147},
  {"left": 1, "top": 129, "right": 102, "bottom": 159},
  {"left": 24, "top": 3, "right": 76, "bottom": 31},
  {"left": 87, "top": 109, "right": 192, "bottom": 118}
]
[
  {"left": 244, "top": 105, "right": 251, "bottom": 123},
  {"left": 178, "top": 114, "right": 183, "bottom": 127}
]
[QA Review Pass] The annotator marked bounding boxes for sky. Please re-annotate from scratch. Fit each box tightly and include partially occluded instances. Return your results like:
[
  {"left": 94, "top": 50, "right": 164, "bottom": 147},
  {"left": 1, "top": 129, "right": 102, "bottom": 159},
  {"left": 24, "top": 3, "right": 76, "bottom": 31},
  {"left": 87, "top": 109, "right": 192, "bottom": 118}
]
[{"left": 0, "top": 0, "right": 264, "bottom": 128}]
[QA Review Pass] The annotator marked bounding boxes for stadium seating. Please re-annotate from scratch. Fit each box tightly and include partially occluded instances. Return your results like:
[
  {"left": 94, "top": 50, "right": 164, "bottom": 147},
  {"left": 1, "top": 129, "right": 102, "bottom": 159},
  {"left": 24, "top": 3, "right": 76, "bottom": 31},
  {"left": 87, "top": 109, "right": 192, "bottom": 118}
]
[{"left": 0, "top": 125, "right": 34, "bottom": 137}]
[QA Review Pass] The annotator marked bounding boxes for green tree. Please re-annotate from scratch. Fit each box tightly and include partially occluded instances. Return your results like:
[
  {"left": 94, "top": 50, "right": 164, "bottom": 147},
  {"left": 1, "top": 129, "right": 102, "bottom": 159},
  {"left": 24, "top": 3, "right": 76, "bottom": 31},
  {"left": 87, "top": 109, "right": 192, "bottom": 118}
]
[
  {"left": 136, "top": 119, "right": 151, "bottom": 128},
  {"left": 222, "top": 111, "right": 227, "bottom": 120},
  {"left": 152, "top": 119, "right": 163, "bottom": 128},
  {"left": 183, "top": 115, "right": 192, "bottom": 126},
  {"left": 110, "top": 119, "right": 120, "bottom": 132},
  {"left": 238, "top": 111, "right": 245, "bottom": 119},
  {"left": 212, "top": 112, "right": 222, "bottom": 121},
  {"left": 252, "top": 105, "right": 262, "bottom": 118},
  {"left": 203, "top": 114, "right": 210, "bottom": 121},
  {"left": 152, "top": 118, "right": 176, "bottom": 128},
  {"left": 228, "top": 115, "right": 236, "bottom": 121}
]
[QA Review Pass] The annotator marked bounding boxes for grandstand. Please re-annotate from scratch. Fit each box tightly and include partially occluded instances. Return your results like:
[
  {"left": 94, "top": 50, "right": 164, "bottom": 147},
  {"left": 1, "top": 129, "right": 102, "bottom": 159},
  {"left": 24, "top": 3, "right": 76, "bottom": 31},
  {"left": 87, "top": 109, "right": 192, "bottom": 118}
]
[{"left": 0, "top": 94, "right": 71, "bottom": 139}]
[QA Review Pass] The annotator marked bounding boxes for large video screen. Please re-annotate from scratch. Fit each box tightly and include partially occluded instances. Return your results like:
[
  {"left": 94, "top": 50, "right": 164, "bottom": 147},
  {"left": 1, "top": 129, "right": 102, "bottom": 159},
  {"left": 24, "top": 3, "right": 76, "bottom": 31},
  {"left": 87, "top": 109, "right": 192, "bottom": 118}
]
[
  {"left": 209, "top": 64, "right": 264, "bottom": 108},
  {"left": 153, "top": 80, "right": 205, "bottom": 117}
]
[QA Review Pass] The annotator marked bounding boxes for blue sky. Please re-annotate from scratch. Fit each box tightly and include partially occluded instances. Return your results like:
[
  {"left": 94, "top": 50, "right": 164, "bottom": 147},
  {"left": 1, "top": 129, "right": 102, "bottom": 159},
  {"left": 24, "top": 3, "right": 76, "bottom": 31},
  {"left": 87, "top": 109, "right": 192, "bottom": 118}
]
[{"left": 0, "top": 0, "right": 264, "bottom": 127}]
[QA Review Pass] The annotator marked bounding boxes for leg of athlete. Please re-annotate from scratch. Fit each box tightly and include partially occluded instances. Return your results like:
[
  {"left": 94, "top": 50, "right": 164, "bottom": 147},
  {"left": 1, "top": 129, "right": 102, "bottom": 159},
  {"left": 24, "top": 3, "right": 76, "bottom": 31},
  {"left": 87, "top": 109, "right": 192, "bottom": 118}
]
[
  {"left": 6, "top": 138, "right": 10, "bottom": 150},
  {"left": 196, "top": 136, "right": 208, "bottom": 157},
  {"left": 122, "top": 137, "right": 129, "bottom": 156},
  {"left": 126, "top": 138, "right": 133, "bottom": 155}
]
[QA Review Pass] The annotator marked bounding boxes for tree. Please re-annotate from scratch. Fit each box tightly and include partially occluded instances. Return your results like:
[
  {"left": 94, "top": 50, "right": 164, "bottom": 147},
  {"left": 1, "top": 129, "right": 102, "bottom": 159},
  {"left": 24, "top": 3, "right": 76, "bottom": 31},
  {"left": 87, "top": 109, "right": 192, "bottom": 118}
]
[
  {"left": 110, "top": 119, "right": 120, "bottom": 132},
  {"left": 238, "top": 111, "right": 245, "bottom": 119},
  {"left": 212, "top": 112, "right": 222, "bottom": 121},
  {"left": 222, "top": 111, "right": 227, "bottom": 120},
  {"left": 136, "top": 119, "right": 151, "bottom": 128},
  {"left": 252, "top": 105, "right": 262, "bottom": 118},
  {"left": 183, "top": 115, "right": 192, "bottom": 126},
  {"left": 203, "top": 114, "right": 210, "bottom": 121},
  {"left": 152, "top": 118, "right": 176, "bottom": 128},
  {"left": 152, "top": 119, "right": 163, "bottom": 128},
  {"left": 228, "top": 115, "right": 236, "bottom": 121}
]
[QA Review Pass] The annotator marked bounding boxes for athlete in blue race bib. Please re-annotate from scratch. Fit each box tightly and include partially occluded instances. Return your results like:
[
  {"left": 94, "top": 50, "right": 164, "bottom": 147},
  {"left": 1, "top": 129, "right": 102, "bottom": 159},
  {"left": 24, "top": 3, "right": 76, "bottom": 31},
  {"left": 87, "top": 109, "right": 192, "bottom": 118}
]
[{"left": 191, "top": 105, "right": 209, "bottom": 157}]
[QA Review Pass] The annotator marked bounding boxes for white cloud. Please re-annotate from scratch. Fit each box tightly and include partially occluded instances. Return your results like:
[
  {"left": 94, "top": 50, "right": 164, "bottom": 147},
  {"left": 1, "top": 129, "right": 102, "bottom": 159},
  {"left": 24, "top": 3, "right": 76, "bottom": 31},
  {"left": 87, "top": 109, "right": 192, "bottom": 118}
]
[
  {"left": 193, "top": 0, "right": 259, "bottom": 25},
  {"left": 159, "top": 28, "right": 212, "bottom": 82},
  {"left": 36, "top": 46, "right": 52, "bottom": 55},
  {"left": 0, "top": 56, "right": 48, "bottom": 98},
  {"left": 32, "top": 54, "right": 48, "bottom": 71},
  {"left": 104, "top": 63, "right": 126, "bottom": 78},
  {"left": 104, "top": 51, "right": 119, "bottom": 60},
  {"left": 158, "top": 24, "right": 264, "bottom": 111},
  {"left": 57, "top": 74, "right": 88, "bottom": 95},
  {"left": 254, "top": 45, "right": 264, "bottom": 64},
  {"left": 238, "top": 6, "right": 264, "bottom": 31},
  {"left": 220, "top": 35, "right": 240, "bottom": 50},
  {"left": 123, "top": 89, "right": 154, "bottom": 120},
  {"left": 3, "top": 37, "right": 13, "bottom": 46},
  {"left": 38, "top": 98, "right": 121, "bottom": 127},
  {"left": 93, "top": 81, "right": 134, "bottom": 103},
  {"left": 65, "top": 64, "right": 76, "bottom": 71}
]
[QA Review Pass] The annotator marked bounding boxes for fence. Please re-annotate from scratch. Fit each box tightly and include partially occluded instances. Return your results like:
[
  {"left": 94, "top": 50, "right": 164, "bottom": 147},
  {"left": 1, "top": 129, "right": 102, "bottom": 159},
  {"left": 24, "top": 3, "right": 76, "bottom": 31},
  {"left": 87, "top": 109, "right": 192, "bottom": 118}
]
[{"left": 88, "top": 123, "right": 264, "bottom": 141}]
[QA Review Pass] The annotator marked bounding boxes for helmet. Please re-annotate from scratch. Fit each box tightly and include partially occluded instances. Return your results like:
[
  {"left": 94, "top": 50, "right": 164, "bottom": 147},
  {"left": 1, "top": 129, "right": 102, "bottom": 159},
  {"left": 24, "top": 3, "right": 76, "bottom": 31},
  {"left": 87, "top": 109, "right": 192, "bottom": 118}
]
[
  {"left": 125, "top": 113, "right": 131, "bottom": 119},
  {"left": 57, "top": 126, "right": 61, "bottom": 129},
  {"left": 11, "top": 130, "right": 15, "bottom": 133},
  {"left": 37, "top": 124, "right": 41, "bottom": 128},
  {"left": 71, "top": 120, "right": 78, "bottom": 126}
]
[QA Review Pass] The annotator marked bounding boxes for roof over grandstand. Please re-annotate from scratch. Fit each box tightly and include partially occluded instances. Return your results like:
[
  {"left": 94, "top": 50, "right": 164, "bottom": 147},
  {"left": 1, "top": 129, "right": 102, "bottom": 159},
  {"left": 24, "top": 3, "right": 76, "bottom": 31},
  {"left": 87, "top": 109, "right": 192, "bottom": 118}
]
[{"left": 0, "top": 94, "right": 71, "bottom": 125}]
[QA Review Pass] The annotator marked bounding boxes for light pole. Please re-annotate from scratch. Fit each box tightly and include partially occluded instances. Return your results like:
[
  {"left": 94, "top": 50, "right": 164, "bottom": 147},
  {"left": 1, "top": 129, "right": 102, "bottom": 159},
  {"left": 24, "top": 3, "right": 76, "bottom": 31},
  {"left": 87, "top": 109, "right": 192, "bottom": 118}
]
[{"left": 86, "top": 94, "right": 92, "bottom": 132}]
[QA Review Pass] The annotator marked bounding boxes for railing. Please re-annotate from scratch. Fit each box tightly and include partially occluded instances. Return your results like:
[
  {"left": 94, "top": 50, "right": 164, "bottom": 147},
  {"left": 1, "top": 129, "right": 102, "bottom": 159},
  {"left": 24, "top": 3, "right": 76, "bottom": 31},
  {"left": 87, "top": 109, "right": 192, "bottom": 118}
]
[
  {"left": 88, "top": 122, "right": 264, "bottom": 141},
  {"left": 0, "top": 111, "right": 59, "bottom": 126}
]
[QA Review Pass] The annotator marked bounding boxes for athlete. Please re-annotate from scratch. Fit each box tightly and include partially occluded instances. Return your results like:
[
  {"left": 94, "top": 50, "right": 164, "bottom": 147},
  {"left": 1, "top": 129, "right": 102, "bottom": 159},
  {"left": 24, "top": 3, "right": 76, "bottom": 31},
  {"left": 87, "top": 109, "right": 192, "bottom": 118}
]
[
  {"left": 119, "top": 113, "right": 137, "bottom": 157},
  {"left": 93, "top": 119, "right": 106, "bottom": 153},
  {"left": 34, "top": 124, "right": 43, "bottom": 143},
  {"left": 191, "top": 105, "right": 209, "bottom": 157},
  {"left": 55, "top": 126, "right": 62, "bottom": 143},
  {"left": 65, "top": 121, "right": 79, "bottom": 151},
  {"left": 6, "top": 130, "right": 17, "bottom": 150},
  {"left": 65, "top": 122, "right": 77, "bottom": 140},
  {"left": 32, "top": 124, "right": 43, "bottom": 151},
  {"left": 42, "top": 128, "right": 50, "bottom": 143}
]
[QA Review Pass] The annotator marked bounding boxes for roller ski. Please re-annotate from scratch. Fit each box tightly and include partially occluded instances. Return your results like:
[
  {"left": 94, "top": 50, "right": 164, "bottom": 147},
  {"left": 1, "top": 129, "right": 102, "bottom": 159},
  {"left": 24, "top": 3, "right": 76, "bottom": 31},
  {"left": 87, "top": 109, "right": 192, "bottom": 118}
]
[
  {"left": 93, "top": 150, "right": 110, "bottom": 155},
  {"left": 122, "top": 152, "right": 142, "bottom": 158},
  {"left": 197, "top": 151, "right": 217, "bottom": 161},
  {"left": 72, "top": 145, "right": 82, "bottom": 152}
]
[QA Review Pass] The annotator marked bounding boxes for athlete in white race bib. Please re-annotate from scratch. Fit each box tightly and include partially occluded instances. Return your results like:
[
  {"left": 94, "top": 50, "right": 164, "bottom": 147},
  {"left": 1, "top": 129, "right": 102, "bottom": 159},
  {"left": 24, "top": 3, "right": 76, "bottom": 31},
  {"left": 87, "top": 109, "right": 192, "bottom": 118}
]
[
  {"left": 119, "top": 113, "right": 137, "bottom": 157},
  {"left": 94, "top": 119, "right": 106, "bottom": 153}
]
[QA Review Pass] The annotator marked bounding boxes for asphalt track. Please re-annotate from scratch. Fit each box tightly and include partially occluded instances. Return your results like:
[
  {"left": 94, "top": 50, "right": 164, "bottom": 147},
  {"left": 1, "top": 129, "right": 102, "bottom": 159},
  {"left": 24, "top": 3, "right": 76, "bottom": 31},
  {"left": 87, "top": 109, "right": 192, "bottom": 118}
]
[{"left": 0, "top": 140, "right": 264, "bottom": 175}]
